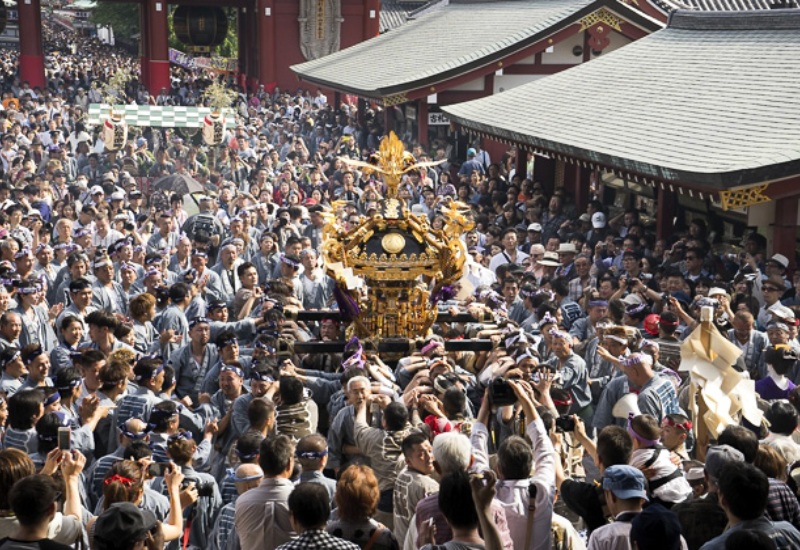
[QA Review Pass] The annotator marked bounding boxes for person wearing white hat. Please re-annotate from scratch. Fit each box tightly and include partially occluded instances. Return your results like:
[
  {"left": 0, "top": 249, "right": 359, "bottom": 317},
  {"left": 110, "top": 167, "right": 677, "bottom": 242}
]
[{"left": 555, "top": 242, "right": 578, "bottom": 279}]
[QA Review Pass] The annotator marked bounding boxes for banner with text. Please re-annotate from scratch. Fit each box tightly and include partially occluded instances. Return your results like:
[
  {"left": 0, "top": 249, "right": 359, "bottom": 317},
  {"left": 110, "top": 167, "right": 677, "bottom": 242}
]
[{"left": 169, "top": 49, "right": 238, "bottom": 74}]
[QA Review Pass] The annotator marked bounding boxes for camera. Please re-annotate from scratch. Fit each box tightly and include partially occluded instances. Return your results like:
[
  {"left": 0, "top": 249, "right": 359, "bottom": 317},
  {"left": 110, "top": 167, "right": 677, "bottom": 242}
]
[
  {"left": 489, "top": 378, "right": 517, "bottom": 407},
  {"left": 181, "top": 480, "right": 214, "bottom": 497},
  {"left": 554, "top": 415, "right": 576, "bottom": 433}
]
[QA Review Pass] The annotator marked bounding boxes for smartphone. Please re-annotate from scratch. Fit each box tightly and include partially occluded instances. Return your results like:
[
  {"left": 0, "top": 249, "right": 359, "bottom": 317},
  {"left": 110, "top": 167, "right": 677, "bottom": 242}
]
[
  {"left": 148, "top": 462, "right": 172, "bottom": 477},
  {"left": 57, "top": 427, "right": 71, "bottom": 451}
]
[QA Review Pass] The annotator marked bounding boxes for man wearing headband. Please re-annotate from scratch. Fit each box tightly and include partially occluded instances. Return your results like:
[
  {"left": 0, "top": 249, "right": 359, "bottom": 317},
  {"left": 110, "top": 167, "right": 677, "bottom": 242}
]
[
  {"left": 202, "top": 331, "right": 254, "bottom": 398},
  {"left": 278, "top": 253, "right": 304, "bottom": 303},
  {"left": 168, "top": 234, "right": 193, "bottom": 275},
  {"left": 114, "top": 356, "right": 168, "bottom": 436},
  {"left": 92, "top": 255, "right": 128, "bottom": 315},
  {"left": 570, "top": 294, "right": 608, "bottom": 354},
  {"left": 593, "top": 352, "right": 684, "bottom": 431},
  {"left": 0, "top": 346, "right": 26, "bottom": 396},
  {"left": 147, "top": 211, "right": 179, "bottom": 256},
  {"left": 231, "top": 365, "right": 277, "bottom": 437},
  {"left": 211, "top": 463, "right": 264, "bottom": 550},
  {"left": 55, "top": 277, "right": 95, "bottom": 343},
  {"left": 211, "top": 243, "right": 243, "bottom": 308},
  {"left": 544, "top": 327, "right": 592, "bottom": 422},
  {"left": 155, "top": 283, "right": 191, "bottom": 358},
  {"left": 188, "top": 248, "right": 224, "bottom": 303},
  {"left": 203, "top": 362, "right": 246, "bottom": 463},
  {"left": 295, "top": 434, "right": 336, "bottom": 505},
  {"left": 169, "top": 315, "right": 218, "bottom": 405}
]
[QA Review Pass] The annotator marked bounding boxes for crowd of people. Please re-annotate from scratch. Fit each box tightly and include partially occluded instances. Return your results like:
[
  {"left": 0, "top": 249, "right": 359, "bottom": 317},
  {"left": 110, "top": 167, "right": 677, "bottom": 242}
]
[{"left": 1, "top": 13, "right": 800, "bottom": 550}]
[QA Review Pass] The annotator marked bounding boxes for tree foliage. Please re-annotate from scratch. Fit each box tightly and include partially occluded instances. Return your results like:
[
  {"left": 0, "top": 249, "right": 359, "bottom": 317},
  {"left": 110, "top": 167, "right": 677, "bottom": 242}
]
[
  {"left": 91, "top": 1, "right": 140, "bottom": 41},
  {"left": 92, "top": 2, "right": 237, "bottom": 58}
]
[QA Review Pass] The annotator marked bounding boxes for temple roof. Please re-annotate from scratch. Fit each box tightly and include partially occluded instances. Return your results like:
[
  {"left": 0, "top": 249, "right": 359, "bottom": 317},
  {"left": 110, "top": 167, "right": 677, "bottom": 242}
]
[
  {"left": 443, "top": 10, "right": 800, "bottom": 190},
  {"left": 292, "top": 0, "right": 661, "bottom": 99}
]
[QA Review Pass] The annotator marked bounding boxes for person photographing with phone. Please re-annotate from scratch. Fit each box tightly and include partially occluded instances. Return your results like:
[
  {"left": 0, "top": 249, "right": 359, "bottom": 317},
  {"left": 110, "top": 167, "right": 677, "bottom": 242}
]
[{"left": 469, "top": 379, "right": 556, "bottom": 550}]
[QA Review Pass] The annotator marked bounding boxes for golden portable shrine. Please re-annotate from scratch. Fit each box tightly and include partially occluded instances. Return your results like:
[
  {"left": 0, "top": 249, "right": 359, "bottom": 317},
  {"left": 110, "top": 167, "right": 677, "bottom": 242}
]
[{"left": 321, "top": 132, "right": 474, "bottom": 340}]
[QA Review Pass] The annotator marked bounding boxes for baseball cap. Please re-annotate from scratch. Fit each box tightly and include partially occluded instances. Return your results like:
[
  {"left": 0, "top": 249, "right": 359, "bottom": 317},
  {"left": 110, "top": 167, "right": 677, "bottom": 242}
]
[
  {"left": 110, "top": 191, "right": 125, "bottom": 201},
  {"left": 591, "top": 212, "right": 607, "bottom": 229},
  {"left": 602, "top": 465, "right": 648, "bottom": 500},
  {"left": 90, "top": 185, "right": 104, "bottom": 195},
  {"left": 467, "top": 147, "right": 477, "bottom": 157},
  {"left": 704, "top": 444, "right": 744, "bottom": 481},
  {"left": 629, "top": 503, "right": 683, "bottom": 550},
  {"left": 94, "top": 502, "right": 157, "bottom": 544},
  {"left": 769, "top": 303, "right": 797, "bottom": 323},
  {"left": 527, "top": 223, "right": 542, "bottom": 232}
]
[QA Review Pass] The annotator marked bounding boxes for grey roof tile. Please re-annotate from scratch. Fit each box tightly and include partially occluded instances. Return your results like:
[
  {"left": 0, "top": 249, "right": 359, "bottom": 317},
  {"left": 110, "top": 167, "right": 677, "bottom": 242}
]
[
  {"left": 443, "top": 10, "right": 800, "bottom": 189},
  {"left": 292, "top": 0, "right": 655, "bottom": 97}
]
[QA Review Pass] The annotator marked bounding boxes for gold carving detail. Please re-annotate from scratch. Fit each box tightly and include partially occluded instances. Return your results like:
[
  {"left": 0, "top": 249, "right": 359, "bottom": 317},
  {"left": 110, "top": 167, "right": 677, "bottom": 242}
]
[
  {"left": 580, "top": 8, "right": 622, "bottom": 32},
  {"left": 718, "top": 184, "right": 771, "bottom": 211}
]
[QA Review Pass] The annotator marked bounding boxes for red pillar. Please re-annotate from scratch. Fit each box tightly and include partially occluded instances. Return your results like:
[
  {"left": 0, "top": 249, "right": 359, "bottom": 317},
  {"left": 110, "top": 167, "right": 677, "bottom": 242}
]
[
  {"left": 17, "top": 0, "right": 45, "bottom": 89},
  {"left": 237, "top": 7, "right": 249, "bottom": 90},
  {"left": 140, "top": 3, "right": 150, "bottom": 92},
  {"left": 363, "top": 0, "right": 379, "bottom": 39},
  {"left": 656, "top": 186, "right": 677, "bottom": 242},
  {"left": 256, "top": 0, "right": 276, "bottom": 88},
  {"left": 772, "top": 197, "right": 798, "bottom": 271},
  {"left": 417, "top": 100, "right": 428, "bottom": 148},
  {"left": 145, "top": 0, "right": 171, "bottom": 98},
  {"left": 515, "top": 147, "right": 527, "bottom": 181}
]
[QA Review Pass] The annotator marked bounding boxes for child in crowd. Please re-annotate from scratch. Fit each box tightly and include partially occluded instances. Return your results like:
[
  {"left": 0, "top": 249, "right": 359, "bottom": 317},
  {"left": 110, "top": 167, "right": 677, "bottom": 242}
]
[{"left": 628, "top": 413, "right": 692, "bottom": 506}]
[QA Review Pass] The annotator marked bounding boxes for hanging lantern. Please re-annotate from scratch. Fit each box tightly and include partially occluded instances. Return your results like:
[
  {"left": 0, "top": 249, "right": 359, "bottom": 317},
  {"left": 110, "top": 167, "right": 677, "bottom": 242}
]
[
  {"left": 202, "top": 113, "right": 226, "bottom": 145},
  {"left": 103, "top": 114, "right": 128, "bottom": 152},
  {"left": 173, "top": 6, "right": 228, "bottom": 54}
]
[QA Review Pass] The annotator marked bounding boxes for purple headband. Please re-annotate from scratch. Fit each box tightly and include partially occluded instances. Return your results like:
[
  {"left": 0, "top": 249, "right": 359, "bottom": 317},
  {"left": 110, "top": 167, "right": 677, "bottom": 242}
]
[
  {"left": 540, "top": 312, "right": 558, "bottom": 327},
  {"left": 588, "top": 300, "right": 609, "bottom": 308},
  {"left": 622, "top": 353, "right": 652, "bottom": 369},
  {"left": 627, "top": 413, "right": 660, "bottom": 447},
  {"left": 625, "top": 303, "right": 647, "bottom": 315},
  {"left": 421, "top": 340, "right": 443, "bottom": 355},
  {"left": 221, "top": 364, "right": 244, "bottom": 378},
  {"left": 43, "top": 391, "right": 60, "bottom": 407},
  {"left": 548, "top": 327, "right": 570, "bottom": 341}
]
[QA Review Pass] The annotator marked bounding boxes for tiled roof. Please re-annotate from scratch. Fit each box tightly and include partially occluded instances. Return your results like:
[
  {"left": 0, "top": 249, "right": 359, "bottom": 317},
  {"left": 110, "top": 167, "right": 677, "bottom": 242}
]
[
  {"left": 442, "top": 10, "right": 800, "bottom": 190},
  {"left": 292, "top": 0, "right": 661, "bottom": 98},
  {"left": 380, "top": 0, "right": 411, "bottom": 33},
  {"left": 651, "top": 0, "right": 788, "bottom": 12}
]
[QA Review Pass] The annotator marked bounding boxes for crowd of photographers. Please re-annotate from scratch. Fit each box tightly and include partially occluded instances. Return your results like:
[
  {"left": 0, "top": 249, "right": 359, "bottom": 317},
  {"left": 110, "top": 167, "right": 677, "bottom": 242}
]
[{"left": 1, "top": 14, "right": 800, "bottom": 550}]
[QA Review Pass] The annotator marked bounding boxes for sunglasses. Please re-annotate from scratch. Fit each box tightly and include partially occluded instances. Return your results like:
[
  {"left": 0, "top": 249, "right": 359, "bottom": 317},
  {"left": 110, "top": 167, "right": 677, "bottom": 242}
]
[{"left": 763, "top": 286, "right": 782, "bottom": 292}]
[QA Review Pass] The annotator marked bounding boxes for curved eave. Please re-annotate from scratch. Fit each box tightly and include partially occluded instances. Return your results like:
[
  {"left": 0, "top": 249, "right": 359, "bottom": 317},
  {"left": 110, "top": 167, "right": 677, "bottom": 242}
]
[
  {"left": 292, "top": 0, "right": 663, "bottom": 101},
  {"left": 444, "top": 111, "right": 800, "bottom": 191}
]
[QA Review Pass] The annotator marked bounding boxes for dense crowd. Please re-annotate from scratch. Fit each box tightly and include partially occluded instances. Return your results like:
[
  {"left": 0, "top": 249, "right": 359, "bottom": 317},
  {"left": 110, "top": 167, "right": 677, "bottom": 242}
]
[{"left": 0, "top": 14, "right": 799, "bottom": 550}]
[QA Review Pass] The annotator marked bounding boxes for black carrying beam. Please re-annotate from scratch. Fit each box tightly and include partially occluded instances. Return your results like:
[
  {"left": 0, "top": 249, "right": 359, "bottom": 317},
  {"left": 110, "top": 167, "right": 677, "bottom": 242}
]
[
  {"left": 284, "top": 310, "right": 493, "bottom": 324},
  {"left": 284, "top": 338, "right": 494, "bottom": 355}
]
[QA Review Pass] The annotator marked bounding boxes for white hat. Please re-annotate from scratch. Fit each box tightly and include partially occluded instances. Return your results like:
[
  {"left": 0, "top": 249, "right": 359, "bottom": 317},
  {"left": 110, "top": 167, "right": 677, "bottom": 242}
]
[
  {"left": 768, "top": 254, "right": 789, "bottom": 269},
  {"left": 769, "top": 303, "right": 796, "bottom": 322},
  {"left": 537, "top": 251, "right": 561, "bottom": 267},
  {"left": 578, "top": 213, "right": 591, "bottom": 223},
  {"left": 592, "top": 212, "right": 607, "bottom": 229},
  {"left": 90, "top": 185, "right": 104, "bottom": 195},
  {"left": 527, "top": 223, "right": 543, "bottom": 232},
  {"left": 557, "top": 243, "right": 577, "bottom": 254},
  {"left": 110, "top": 191, "right": 125, "bottom": 201},
  {"left": 622, "top": 293, "right": 644, "bottom": 306},
  {"left": 708, "top": 287, "right": 728, "bottom": 299}
]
